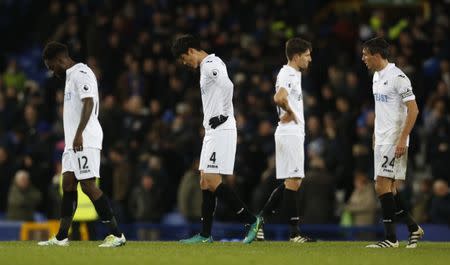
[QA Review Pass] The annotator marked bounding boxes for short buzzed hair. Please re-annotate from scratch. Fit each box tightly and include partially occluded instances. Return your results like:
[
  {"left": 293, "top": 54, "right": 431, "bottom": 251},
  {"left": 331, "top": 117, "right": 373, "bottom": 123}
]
[
  {"left": 285, "top": 38, "right": 312, "bottom": 60},
  {"left": 171, "top": 34, "right": 201, "bottom": 59},
  {"left": 363, "top": 37, "right": 390, "bottom": 59},
  {"left": 42, "top": 41, "right": 69, "bottom": 60}
]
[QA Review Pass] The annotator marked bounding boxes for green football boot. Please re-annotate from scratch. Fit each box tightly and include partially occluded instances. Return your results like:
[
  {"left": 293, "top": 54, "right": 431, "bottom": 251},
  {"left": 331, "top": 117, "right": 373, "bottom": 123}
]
[
  {"left": 243, "top": 215, "right": 263, "bottom": 244},
  {"left": 180, "top": 234, "right": 213, "bottom": 244}
]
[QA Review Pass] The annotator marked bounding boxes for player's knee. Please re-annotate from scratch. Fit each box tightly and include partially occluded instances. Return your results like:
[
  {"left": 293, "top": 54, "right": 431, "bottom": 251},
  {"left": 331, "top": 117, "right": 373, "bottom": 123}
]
[
  {"left": 202, "top": 174, "right": 222, "bottom": 191},
  {"left": 80, "top": 181, "right": 94, "bottom": 195},
  {"left": 200, "top": 177, "right": 208, "bottom": 189},
  {"left": 62, "top": 176, "right": 77, "bottom": 192},
  {"left": 284, "top": 178, "right": 301, "bottom": 191},
  {"left": 62, "top": 182, "right": 76, "bottom": 192},
  {"left": 375, "top": 180, "right": 390, "bottom": 195}
]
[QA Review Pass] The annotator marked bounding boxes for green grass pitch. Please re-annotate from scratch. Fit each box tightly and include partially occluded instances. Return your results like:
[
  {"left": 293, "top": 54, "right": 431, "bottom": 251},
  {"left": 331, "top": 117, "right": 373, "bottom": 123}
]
[{"left": 1, "top": 241, "right": 449, "bottom": 265}]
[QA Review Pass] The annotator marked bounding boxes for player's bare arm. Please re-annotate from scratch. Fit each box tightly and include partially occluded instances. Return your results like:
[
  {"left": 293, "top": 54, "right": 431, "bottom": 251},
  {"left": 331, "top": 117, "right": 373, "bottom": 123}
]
[
  {"left": 274, "top": 87, "right": 297, "bottom": 124},
  {"left": 73, "top": 97, "right": 94, "bottom": 152},
  {"left": 395, "top": 100, "right": 419, "bottom": 158}
]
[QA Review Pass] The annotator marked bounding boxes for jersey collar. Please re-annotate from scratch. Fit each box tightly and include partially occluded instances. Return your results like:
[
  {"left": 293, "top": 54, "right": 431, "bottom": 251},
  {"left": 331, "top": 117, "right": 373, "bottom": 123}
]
[
  {"left": 377, "top": 63, "right": 394, "bottom": 79},
  {"left": 284, "top": 64, "right": 300, "bottom": 74},
  {"left": 66, "top": 63, "right": 83, "bottom": 76},
  {"left": 200, "top": 54, "right": 215, "bottom": 67}
]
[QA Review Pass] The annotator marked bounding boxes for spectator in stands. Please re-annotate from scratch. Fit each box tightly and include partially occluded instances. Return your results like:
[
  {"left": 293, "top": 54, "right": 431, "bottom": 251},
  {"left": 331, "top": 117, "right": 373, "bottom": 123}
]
[
  {"left": 128, "top": 172, "right": 163, "bottom": 223},
  {"left": 6, "top": 170, "right": 42, "bottom": 221},
  {"left": 344, "top": 171, "right": 378, "bottom": 226},
  {"left": 430, "top": 180, "right": 450, "bottom": 224},
  {"left": 427, "top": 119, "right": 450, "bottom": 182},
  {"left": 2, "top": 59, "right": 27, "bottom": 93},
  {"left": 108, "top": 143, "right": 131, "bottom": 221},
  {"left": 0, "top": 146, "right": 14, "bottom": 212},
  {"left": 299, "top": 156, "right": 335, "bottom": 224},
  {"left": 177, "top": 160, "right": 202, "bottom": 222},
  {"left": 411, "top": 179, "right": 433, "bottom": 224}
]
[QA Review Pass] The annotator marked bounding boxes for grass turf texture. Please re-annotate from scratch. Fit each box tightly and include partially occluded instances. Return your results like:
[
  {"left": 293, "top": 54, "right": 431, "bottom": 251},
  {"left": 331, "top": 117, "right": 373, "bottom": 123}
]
[{"left": 1, "top": 241, "right": 449, "bottom": 265}]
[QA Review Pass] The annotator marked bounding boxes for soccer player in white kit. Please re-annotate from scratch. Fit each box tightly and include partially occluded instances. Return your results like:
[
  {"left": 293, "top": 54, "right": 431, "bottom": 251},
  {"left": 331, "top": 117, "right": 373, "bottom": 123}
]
[
  {"left": 362, "top": 37, "right": 423, "bottom": 248},
  {"left": 171, "top": 35, "right": 262, "bottom": 244},
  {"left": 38, "top": 42, "right": 125, "bottom": 247},
  {"left": 257, "top": 38, "right": 315, "bottom": 242}
]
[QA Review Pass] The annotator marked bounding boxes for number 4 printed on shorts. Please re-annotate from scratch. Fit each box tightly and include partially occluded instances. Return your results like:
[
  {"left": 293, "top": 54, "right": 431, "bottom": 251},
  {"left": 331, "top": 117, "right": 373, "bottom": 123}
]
[{"left": 209, "top": 152, "right": 216, "bottom": 163}]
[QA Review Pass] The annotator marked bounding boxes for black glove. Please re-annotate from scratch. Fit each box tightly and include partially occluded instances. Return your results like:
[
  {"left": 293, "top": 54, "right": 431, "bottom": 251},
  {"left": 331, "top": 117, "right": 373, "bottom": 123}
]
[{"left": 209, "top": 115, "right": 228, "bottom": 129}]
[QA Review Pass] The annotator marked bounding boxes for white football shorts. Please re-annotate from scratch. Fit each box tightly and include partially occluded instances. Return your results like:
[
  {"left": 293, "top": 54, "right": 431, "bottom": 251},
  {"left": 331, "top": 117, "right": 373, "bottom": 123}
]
[
  {"left": 275, "top": 133, "right": 305, "bottom": 179},
  {"left": 62, "top": 148, "right": 101, "bottom": 180},
  {"left": 374, "top": 145, "right": 407, "bottom": 180},
  {"left": 199, "top": 129, "right": 237, "bottom": 175}
]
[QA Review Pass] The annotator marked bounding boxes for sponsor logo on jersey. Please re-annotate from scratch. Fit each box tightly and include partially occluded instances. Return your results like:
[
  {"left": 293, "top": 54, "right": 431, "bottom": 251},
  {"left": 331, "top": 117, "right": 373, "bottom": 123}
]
[
  {"left": 374, "top": 93, "right": 388, "bottom": 102},
  {"left": 79, "top": 70, "right": 87, "bottom": 74},
  {"left": 83, "top": 85, "right": 89, "bottom": 91}
]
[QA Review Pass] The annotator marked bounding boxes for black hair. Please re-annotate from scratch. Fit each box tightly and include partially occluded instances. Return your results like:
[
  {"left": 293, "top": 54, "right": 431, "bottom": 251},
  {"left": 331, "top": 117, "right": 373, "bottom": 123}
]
[
  {"left": 171, "top": 34, "right": 201, "bottom": 59},
  {"left": 42, "top": 41, "right": 69, "bottom": 60},
  {"left": 362, "top": 37, "right": 390, "bottom": 59},
  {"left": 285, "top": 38, "right": 312, "bottom": 60}
]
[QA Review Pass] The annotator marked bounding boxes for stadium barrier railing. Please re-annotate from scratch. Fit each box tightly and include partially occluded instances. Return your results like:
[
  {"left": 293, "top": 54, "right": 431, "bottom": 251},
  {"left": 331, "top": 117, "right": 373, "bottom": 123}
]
[{"left": 1, "top": 221, "right": 449, "bottom": 241}]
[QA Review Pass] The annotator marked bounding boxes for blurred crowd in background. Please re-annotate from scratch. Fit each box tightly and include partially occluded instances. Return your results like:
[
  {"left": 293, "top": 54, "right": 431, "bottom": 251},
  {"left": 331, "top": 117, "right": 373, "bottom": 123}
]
[{"left": 0, "top": 0, "right": 449, "bottom": 227}]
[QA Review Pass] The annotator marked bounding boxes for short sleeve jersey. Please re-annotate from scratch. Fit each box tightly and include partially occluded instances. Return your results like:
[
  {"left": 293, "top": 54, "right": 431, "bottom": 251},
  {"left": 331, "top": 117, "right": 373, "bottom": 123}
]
[
  {"left": 275, "top": 65, "right": 305, "bottom": 135},
  {"left": 199, "top": 54, "right": 236, "bottom": 131},
  {"left": 373, "top": 63, "right": 415, "bottom": 145},
  {"left": 63, "top": 63, "right": 103, "bottom": 151}
]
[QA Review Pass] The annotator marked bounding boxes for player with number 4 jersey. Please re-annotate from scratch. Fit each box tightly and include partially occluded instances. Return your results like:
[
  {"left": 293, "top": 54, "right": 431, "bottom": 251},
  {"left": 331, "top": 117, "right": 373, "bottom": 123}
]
[{"left": 172, "top": 35, "right": 261, "bottom": 244}]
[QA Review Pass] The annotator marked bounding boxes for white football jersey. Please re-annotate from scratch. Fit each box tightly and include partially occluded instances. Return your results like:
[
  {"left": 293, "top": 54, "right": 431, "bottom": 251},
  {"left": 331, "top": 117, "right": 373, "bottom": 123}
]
[
  {"left": 199, "top": 54, "right": 236, "bottom": 131},
  {"left": 373, "top": 63, "right": 415, "bottom": 145},
  {"left": 63, "top": 63, "right": 103, "bottom": 151},
  {"left": 275, "top": 65, "right": 305, "bottom": 135}
]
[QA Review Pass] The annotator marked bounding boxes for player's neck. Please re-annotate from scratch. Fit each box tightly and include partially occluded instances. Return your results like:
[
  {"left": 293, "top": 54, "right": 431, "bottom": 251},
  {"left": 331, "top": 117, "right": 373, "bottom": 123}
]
[
  {"left": 287, "top": 61, "right": 300, "bottom": 71},
  {"left": 376, "top": 60, "right": 389, "bottom": 72},
  {"left": 197, "top": 51, "right": 209, "bottom": 65},
  {"left": 65, "top": 58, "right": 77, "bottom": 71}
]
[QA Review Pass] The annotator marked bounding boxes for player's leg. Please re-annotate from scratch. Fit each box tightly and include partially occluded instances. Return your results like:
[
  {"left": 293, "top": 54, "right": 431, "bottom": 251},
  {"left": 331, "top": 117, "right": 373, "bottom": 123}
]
[
  {"left": 77, "top": 148, "right": 124, "bottom": 247},
  {"left": 207, "top": 173, "right": 256, "bottom": 225},
  {"left": 391, "top": 151, "right": 424, "bottom": 247},
  {"left": 392, "top": 180, "right": 418, "bottom": 231},
  {"left": 204, "top": 174, "right": 261, "bottom": 244},
  {"left": 375, "top": 176, "right": 398, "bottom": 244},
  {"left": 392, "top": 180, "right": 424, "bottom": 248},
  {"left": 199, "top": 171, "right": 216, "bottom": 239},
  {"left": 39, "top": 152, "right": 77, "bottom": 246},
  {"left": 259, "top": 183, "right": 285, "bottom": 218},
  {"left": 256, "top": 182, "right": 285, "bottom": 241},
  {"left": 79, "top": 179, "right": 124, "bottom": 246},
  {"left": 283, "top": 178, "right": 302, "bottom": 239},
  {"left": 367, "top": 145, "right": 399, "bottom": 248},
  {"left": 56, "top": 172, "right": 78, "bottom": 240},
  {"left": 180, "top": 134, "right": 216, "bottom": 244}
]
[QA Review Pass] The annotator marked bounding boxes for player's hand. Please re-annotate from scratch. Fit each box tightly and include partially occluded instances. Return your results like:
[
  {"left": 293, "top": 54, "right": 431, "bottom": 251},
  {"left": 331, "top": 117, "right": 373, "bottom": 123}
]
[
  {"left": 209, "top": 115, "right": 228, "bottom": 129},
  {"left": 73, "top": 133, "right": 83, "bottom": 152},
  {"left": 395, "top": 138, "right": 407, "bottom": 158},
  {"left": 280, "top": 112, "right": 297, "bottom": 124}
]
